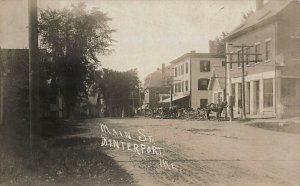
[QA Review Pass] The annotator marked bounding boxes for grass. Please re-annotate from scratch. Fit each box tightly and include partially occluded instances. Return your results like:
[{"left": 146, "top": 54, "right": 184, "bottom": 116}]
[{"left": 0, "top": 119, "right": 135, "bottom": 185}]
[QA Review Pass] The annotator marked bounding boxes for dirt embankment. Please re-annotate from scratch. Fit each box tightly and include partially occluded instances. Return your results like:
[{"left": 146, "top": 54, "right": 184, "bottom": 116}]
[{"left": 0, "top": 120, "right": 136, "bottom": 186}]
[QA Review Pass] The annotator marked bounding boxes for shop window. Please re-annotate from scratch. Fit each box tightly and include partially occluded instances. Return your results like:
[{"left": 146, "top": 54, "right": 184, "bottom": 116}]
[{"left": 263, "top": 79, "right": 273, "bottom": 108}]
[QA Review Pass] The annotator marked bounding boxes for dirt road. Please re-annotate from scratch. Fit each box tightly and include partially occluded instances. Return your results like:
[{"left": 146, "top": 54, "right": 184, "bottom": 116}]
[{"left": 83, "top": 117, "right": 300, "bottom": 186}]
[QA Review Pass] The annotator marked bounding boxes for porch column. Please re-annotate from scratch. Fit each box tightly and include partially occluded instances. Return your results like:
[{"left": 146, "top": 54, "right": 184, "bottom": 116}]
[
  {"left": 235, "top": 83, "right": 239, "bottom": 110},
  {"left": 250, "top": 81, "right": 255, "bottom": 114},
  {"left": 245, "top": 82, "right": 250, "bottom": 114},
  {"left": 259, "top": 79, "right": 264, "bottom": 115}
]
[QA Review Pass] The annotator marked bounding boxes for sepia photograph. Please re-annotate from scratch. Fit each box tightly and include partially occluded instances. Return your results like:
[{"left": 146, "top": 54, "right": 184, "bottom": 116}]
[{"left": 0, "top": 0, "right": 300, "bottom": 185}]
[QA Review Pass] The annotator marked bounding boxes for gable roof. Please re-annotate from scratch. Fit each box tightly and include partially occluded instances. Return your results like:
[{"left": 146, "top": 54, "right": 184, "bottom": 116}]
[
  {"left": 144, "top": 66, "right": 171, "bottom": 88},
  {"left": 170, "top": 52, "right": 224, "bottom": 65},
  {"left": 226, "top": 0, "right": 297, "bottom": 40},
  {"left": 208, "top": 67, "right": 225, "bottom": 91}
]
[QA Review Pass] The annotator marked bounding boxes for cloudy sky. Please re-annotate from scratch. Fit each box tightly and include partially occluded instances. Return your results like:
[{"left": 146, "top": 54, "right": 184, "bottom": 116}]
[{"left": 0, "top": 0, "right": 255, "bottom": 80}]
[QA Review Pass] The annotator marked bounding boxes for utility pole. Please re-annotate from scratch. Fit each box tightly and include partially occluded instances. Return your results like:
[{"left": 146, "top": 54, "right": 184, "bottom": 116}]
[
  {"left": 170, "top": 82, "right": 173, "bottom": 108},
  {"left": 225, "top": 44, "right": 261, "bottom": 120},
  {"left": 241, "top": 44, "right": 247, "bottom": 119},
  {"left": 225, "top": 42, "right": 234, "bottom": 121},
  {"left": 28, "top": 0, "right": 39, "bottom": 152}
]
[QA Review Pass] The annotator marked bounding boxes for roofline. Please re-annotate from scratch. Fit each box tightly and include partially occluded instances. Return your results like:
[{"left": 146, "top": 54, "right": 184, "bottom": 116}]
[
  {"left": 170, "top": 53, "right": 225, "bottom": 64},
  {"left": 225, "top": 0, "right": 298, "bottom": 41},
  {"left": 225, "top": 16, "right": 276, "bottom": 41}
]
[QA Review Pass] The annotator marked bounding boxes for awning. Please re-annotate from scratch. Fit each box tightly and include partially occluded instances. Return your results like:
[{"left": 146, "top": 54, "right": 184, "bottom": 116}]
[{"left": 160, "top": 94, "right": 189, "bottom": 103}]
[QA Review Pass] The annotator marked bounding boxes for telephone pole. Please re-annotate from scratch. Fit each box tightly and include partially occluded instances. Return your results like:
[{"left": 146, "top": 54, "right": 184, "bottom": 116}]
[
  {"left": 225, "top": 43, "right": 261, "bottom": 120},
  {"left": 28, "top": 0, "right": 39, "bottom": 152}
]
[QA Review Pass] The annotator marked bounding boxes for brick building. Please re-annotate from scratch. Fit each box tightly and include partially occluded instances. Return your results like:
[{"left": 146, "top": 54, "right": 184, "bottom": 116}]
[{"left": 225, "top": 0, "right": 300, "bottom": 118}]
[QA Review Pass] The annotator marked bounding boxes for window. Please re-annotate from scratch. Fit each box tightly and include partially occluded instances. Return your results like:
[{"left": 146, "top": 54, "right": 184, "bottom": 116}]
[
  {"left": 265, "top": 40, "right": 271, "bottom": 61},
  {"left": 200, "top": 99, "right": 208, "bottom": 109},
  {"left": 185, "top": 62, "right": 188, "bottom": 74},
  {"left": 282, "top": 78, "right": 296, "bottom": 97},
  {"left": 245, "top": 47, "right": 250, "bottom": 65},
  {"left": 174, "top": 83, "right": 177, "bottom": 93},
  {"left": 178, "top": 82, "right": 181, "bottom": 92},
  {"left": 230, "top": 54, "right": 233, "bottom": 69},
  {"left": 178, "top": 66, "right": 181, "bottom": 76},
  {"left": 263, "top": 79, "right": 273, "bottom": 108},
  {"left": 175, "top": 67, "right": 177, "bottom": 77},
  {"left": 200, "top": 60, "right": 210, "bottom": 72},
  {"left": 185, "top": 80, "right": 188, "bottom": 91},
  {"left": 198, "top": 79, "right": 209, "bottom": 90},
  {"left": 237, "top": 50, "right": 241, "bottom": 67},
  {"left": 181, "top": 64, "right": 184, "bottom": 75},
  {"left": 182, "top": 81, "right": 184, "bottom": 92},
  {"left": 255, "top": 43, "right": 261, "bottom": 63},
  {"left": 291, "top": 38, "right": 300, "bottom": 59}
]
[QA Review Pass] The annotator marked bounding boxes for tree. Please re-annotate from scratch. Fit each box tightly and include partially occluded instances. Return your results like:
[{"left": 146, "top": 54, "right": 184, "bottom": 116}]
[
  {"left": 38, "top": 3, "right": 114, "bottom": 117},
  {"left": 241, "top": 9, "right": 254, "bottom": 22},
  {"left": 94, "top": 68, "right": 140, "bottom": 117},
  {"left": 213, "top": 32, "right": 228, "bottom": 55}
]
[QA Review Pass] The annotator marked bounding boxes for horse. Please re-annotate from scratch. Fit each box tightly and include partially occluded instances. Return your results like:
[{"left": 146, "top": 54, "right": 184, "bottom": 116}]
[{"left": 206, "top": 101, "right": 227, "bottom": 121}]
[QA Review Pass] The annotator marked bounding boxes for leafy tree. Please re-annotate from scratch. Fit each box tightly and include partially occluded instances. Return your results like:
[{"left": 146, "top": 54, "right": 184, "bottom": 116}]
[
  {"left": 94, "top": 68, "right": 140, "bottom": 117},
  {"left": 241, "top": 9, "right": 254, "bottom": 22},
  {"left": 213, "top": 32, "right": 228, "bottom": 55},
  {"left": 38, "top": 3, "right": 114, "bottom": 117}
]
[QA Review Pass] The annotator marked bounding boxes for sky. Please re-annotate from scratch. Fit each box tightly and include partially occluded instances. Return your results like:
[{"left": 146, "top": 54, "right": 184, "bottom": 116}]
[{"left": 0, "top": 0, "right": 255, "bottom": 81}]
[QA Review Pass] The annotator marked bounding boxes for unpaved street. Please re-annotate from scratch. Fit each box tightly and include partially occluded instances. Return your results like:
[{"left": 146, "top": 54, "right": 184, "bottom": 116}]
[{"left": 81, "top": 117, "right": 300, "bottom": 186}]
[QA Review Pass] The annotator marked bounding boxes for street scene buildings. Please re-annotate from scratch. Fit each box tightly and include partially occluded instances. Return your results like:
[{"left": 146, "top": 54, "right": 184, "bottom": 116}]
[
  {"left": 144, "top": 0, "right": 300, "bottom": 119},
  {"left": 0, "top": 0, "right": 300, "bottom": 186}
]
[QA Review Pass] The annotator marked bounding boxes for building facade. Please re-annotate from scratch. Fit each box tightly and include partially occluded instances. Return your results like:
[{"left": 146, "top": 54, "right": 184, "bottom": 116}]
[
  {"left": 167, "top": 51, "right": 224, "bottom": 109},
  {"left": 143, "top": 67, "right": 170, "bottom": 109},
  {"left": 225, "top": 0, "right": 300, "bottom": 118}
]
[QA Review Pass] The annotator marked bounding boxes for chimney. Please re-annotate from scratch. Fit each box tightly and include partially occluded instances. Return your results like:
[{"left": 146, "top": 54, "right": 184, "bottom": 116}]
[
  {"left": 256, "top": 0, "right": 264, "bottom": 11},
  {"left": 190, "top": 50, "right": 196, "bottom": 53},
  {"left": 162, "top": 63, "right": 165, "bottom": 73},
  {"left": 209, "top": 40, "right": 217, "bottom": 54}
]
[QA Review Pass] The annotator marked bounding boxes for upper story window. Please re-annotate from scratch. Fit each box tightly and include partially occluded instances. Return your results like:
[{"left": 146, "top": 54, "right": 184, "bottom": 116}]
[
  {"left": 185, "top": 62, "right": 188, "bottom": 74},
  {"left": 174, "top": 67, "right": 177, "bottom": 77},
  {"left": 181, "top": 64, "right": 184, "bottom": 75},
  {"left": 291, "top": 38, "right": 300, "bottom": 59},
  {"left": 185, "top": 80, "right": 188, "bottom": 91},
  {"left": 255, "top": 43, "right": 261, "bottom": 63},
  {"left": 198, "top": 79, "right": 209, "bottom": 90},
  {"left": 265, "top": 40, "right": 271, "bottom": 61},
  {"left": 229, "top": 54, "right": 233, "bottom": 69},
  {"left": 237, "top": 50, "right": 241, "bottom": 67},
  {"left": 200, "top": 60, "right": 210, "bottom": 72},
  {"left": 245, "top": 47, "right": 250, "bottom": 66},
  {"left": 178, "top": 66, "right": 181, "bottom": 76}
]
